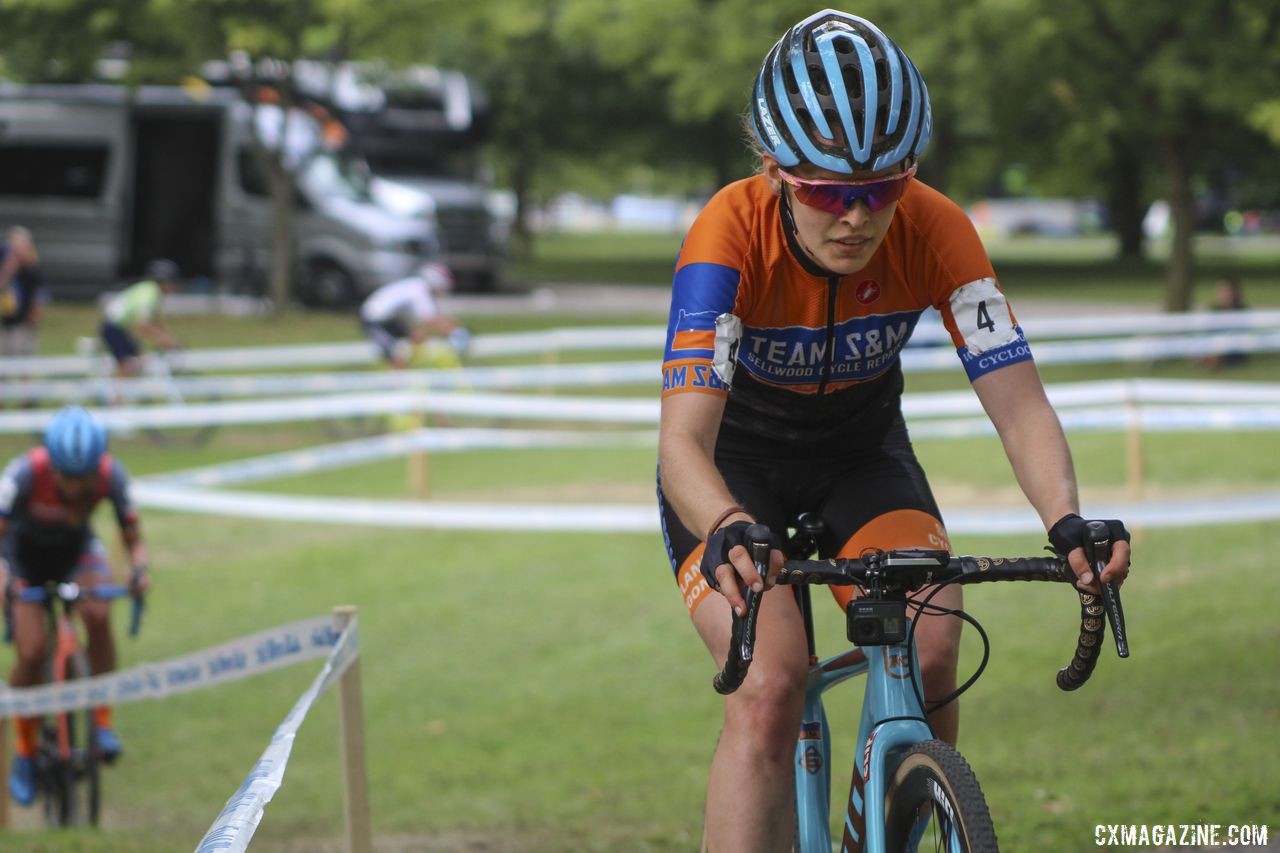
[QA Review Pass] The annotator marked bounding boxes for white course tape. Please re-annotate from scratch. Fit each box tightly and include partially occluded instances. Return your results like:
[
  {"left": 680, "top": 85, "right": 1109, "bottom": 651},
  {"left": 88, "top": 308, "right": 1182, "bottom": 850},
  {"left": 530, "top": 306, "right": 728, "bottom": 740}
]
[
  {"left": 898, "top": 329, "right": 1280, "bottom": 372},
  {"left": 910, "top": 405, "right": 1280, "bottom": 438},
  {"left": 4, "top": 309, "right": 1279, "bottom": 378},
  {"left": 195, "top": 619, "right": 359, "bottom": 853},
  {"left": 132, "top": 481, "right": 660, "bottom": 532},
  {"left": 1, "top": 360, "right": 658, "bottom": 404},
  {"left": 7, "top": 380, "right": 1280, "bottom": 435},
  {"left": 151, "top": 427, "right": 656, "bottom": 488},
  {"left": 130, "top": 481, "right": 1280, "bottom": 534},
  {"left": 941, "top": 490, "right": 1280, "bottom": 533},
  {"left": 0, "top": 391, "right": 659, "bottom": 434},
  {"left": 0, "top": 615, "right": 341, "bottom": 717},
  {"left": 907, "top": 308, "right": 1280, "bottom": 346}
]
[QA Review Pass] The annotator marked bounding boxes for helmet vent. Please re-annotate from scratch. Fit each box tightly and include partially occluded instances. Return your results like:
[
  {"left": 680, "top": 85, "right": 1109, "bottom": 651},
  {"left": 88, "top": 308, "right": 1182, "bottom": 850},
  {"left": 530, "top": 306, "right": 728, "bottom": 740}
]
[{"left": 783, "top": 64, "right": 801, "bottom": 95}]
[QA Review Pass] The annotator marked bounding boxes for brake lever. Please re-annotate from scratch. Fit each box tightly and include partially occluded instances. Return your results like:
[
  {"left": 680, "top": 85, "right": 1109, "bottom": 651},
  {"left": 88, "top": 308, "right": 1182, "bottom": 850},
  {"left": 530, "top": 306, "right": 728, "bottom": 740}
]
[{"left": 1084, "top": 520, "right": 1129, "bottom": 658}]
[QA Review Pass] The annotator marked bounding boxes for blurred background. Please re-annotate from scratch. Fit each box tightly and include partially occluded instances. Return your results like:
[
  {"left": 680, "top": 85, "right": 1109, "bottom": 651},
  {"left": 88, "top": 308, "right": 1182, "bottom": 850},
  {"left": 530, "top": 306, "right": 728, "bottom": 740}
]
[
  {"left": 1, "top": 0, "right": 1278, "bottom": 308},
  {"left": 1, "top": 2, "right": 1278, "bottom": 851}
]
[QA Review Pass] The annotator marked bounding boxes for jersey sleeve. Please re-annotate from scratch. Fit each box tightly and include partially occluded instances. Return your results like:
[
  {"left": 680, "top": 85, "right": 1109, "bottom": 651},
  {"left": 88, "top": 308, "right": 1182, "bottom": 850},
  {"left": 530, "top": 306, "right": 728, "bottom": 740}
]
[
  {"left": 105, "top": 459, "right": 139, "bottom": 529},
  {"left": 662, "top": 188, "right": 750, "bottom": 398},
  {"left": 908, "top": 188, "right": 1033, "bottom": 382},
  {"left": 0, "top": 456, "right": 32, "bottom": 518}
]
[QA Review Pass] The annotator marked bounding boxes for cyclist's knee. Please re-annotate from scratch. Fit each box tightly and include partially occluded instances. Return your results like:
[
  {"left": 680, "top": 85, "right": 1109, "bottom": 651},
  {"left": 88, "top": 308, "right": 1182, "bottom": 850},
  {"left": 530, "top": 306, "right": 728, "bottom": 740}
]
[
  {"left": 80, "top": 608, "right": 112, "bottom": 638},
  {"left": 916, "top": 638, "right": 960, "bottom": 690},
  {"left": 723, "top": 663, "right": 806, "bottom": 748},
  {"left": 12, "top": 634, "right": 48, "bottom": 671}
]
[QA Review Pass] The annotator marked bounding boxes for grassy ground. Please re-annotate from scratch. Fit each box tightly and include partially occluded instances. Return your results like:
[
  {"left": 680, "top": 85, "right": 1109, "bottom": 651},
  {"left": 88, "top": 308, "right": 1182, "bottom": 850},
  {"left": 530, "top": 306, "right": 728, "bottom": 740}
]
[
  {"left": 3, "top": 448, "right": 1276, "bottom": 851},
  {"left": 3, "top": 282, "right": 1278, "bottom": 849}
]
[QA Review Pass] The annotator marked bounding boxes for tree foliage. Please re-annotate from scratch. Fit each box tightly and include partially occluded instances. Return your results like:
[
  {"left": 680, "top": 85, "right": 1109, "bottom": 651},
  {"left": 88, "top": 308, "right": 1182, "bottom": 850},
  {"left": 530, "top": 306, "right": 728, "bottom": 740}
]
[{"left": 2, "top": 0, "right": 1278, "bottom": 307}]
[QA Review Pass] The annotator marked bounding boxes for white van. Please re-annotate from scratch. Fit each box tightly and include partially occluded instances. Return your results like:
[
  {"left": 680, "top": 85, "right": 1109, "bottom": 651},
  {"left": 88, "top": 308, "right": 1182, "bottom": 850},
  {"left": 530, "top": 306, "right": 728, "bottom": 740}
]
[{"left": 0, "top": 82, "right": 439, "bottom": 307}]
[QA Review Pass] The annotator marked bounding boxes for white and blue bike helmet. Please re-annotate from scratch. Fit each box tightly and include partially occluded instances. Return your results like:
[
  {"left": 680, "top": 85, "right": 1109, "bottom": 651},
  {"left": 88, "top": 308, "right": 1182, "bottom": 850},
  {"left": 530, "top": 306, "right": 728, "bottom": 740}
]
[
  {"left": 44, "top": 406, "right": 108, "bottom": 476},
  {"left": 749, "top": 9, "right": 932, "bottom": 175}
]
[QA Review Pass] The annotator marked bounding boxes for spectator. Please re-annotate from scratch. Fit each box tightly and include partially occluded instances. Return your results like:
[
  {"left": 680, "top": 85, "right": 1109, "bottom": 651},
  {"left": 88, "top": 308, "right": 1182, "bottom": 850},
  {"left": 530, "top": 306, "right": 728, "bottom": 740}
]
[
  {"left": 99, "top": 259, "right": 181, "bottom": 378},
  {"left": 1202, "top": 275, "right": 1249, "bottom": 370},
  {"left": 0, "top": 226, "right": 46, "bottom": 360},
  {"left": 359, "top": 262, "right": 470, "bottom": 369}
]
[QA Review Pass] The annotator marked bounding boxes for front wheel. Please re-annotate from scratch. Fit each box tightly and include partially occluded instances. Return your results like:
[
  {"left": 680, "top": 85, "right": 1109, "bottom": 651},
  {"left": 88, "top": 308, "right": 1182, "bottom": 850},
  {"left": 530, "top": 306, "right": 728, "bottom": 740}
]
[
  {"left": 883, "top": 739, "right": 997, "bottom": 852},
  {"left": 39, "top": 651, "right": 100, "bottom": 827}
]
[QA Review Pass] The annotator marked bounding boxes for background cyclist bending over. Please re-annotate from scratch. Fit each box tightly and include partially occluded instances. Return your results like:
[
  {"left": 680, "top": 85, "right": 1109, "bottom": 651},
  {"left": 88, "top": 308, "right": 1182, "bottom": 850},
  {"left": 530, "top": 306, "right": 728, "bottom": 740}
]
[
  {"left": 360, "top": 261, "right": 471, "bottom": 369},
  {"left": 99, "top": 258, "right": 181, "bottom": 379},
  {"left": 0, "top": 406, "right": 152, "bottom": 806},
  {"left": 654, "top": 9, "right": 1131, "bottom": 849}
]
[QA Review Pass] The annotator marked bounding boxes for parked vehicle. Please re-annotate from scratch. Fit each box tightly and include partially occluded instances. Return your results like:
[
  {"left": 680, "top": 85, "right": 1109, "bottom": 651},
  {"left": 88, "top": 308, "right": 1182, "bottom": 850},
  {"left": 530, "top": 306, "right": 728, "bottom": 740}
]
[
  {"left": 291, "top": 62, "right": 509, "bottom": 292},
  {"left": 0, "top": 81, "right": 438, "bottom": 306}
]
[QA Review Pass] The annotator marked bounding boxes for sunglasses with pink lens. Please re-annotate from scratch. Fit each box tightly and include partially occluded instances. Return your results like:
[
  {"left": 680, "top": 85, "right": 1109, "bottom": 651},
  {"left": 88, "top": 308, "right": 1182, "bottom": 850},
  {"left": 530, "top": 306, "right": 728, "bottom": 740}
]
[{"left": 778, "top": 162, "right": 918, "bottom": 215}]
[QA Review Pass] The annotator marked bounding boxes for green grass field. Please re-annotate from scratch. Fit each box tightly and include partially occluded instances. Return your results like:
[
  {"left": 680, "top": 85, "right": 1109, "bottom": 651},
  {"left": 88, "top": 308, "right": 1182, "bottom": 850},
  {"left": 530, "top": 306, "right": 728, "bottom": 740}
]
[
  {"left": 3, "top": 281, "right": 1279, "bottom": 849},
  {"left": 4, "top": 438, "right": 1276, "bottom": 851}
]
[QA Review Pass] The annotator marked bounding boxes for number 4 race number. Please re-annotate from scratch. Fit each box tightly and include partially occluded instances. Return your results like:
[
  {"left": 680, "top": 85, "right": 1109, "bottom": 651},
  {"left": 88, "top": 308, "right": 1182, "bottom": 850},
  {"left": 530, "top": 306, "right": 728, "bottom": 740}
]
[{"left": 976, "top": 300, "right": 996, "bottom": 333}]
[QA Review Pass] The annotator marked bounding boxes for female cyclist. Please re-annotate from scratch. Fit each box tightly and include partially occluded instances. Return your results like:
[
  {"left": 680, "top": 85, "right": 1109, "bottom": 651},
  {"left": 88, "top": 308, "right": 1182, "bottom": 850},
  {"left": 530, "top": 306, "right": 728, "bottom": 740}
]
[{"left": 655, "top": 9, "right": 1132, "bottom": 849}]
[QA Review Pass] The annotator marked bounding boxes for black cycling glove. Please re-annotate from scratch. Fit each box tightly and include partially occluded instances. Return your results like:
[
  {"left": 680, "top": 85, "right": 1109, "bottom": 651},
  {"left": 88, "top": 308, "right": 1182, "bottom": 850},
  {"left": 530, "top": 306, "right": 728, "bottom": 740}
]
[
  {"left": 1047, "top": 513, "right": 1131, "bottom": 557},
  {"left": 700, "top": 520, "right": 780, "bottom": 590}
]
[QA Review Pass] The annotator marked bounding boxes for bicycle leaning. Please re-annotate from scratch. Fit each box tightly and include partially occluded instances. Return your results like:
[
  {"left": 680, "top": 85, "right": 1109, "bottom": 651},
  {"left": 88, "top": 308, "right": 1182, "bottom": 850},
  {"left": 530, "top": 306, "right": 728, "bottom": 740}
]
[
  {"left": 5, "top": 580, "right": 143, "bottom": 827},
  {"left": 714, "top": 517, "right": 1130, "bottom": 852}
]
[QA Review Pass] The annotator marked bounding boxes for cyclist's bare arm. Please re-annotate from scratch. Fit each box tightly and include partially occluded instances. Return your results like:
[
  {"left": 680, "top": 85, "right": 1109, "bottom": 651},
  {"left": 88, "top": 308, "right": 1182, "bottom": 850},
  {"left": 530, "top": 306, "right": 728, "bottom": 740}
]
[
  {"left": 426, "top": 315, "right": 461, "bottom": 336},
  {"left": 659, "top": 392, "right": 777, "bottom": 610},
  {"left": 972, "top": 360, "right": 1130, "bottom": 589},
  {"left": 135, "top": 319, "right": 178, "bottom": 350},
  {"left": 119, "top": 517, "right": 145, "bottom": 564}
]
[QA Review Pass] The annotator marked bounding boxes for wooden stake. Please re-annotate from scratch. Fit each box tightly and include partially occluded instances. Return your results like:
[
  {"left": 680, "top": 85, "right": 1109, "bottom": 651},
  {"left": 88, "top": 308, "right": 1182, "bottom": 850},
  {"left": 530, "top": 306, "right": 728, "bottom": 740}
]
[{"left": 332, "top": 606, "right": 372, "bottom": 853}]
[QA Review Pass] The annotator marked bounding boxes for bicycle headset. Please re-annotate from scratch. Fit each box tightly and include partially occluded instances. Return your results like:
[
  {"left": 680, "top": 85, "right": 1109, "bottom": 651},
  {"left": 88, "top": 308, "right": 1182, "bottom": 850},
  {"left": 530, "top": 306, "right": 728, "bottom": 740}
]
[
  {"left": 748, "top": 9, "right": 933, "bottom": 175},
  {"left": 44, "top": 406, "right": 108, "bottom": 476}
]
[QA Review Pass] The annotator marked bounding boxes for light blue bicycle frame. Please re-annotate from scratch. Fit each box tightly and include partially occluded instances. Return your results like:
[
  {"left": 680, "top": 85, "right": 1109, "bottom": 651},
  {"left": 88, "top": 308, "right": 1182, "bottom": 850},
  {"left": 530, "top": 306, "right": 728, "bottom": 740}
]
[{"left": 793, "top": 622, "right": 934, "bottom": 853}]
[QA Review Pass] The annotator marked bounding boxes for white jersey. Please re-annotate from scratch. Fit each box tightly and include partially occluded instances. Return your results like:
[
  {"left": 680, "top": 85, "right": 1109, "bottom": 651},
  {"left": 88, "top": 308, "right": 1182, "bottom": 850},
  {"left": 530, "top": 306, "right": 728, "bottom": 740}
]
[{"left": 360, "top": 276, "right": 439, "bottom": 325}]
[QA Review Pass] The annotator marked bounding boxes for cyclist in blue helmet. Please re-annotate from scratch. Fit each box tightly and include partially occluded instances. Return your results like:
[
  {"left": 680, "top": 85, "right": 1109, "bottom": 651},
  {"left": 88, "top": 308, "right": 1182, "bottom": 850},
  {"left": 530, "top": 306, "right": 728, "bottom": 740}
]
[
  {"left": 0, "top": 406, "right": 152, "bottom": 805},
  {"left": 657, "top": 10, "right": 1130, "bottom": 847}
]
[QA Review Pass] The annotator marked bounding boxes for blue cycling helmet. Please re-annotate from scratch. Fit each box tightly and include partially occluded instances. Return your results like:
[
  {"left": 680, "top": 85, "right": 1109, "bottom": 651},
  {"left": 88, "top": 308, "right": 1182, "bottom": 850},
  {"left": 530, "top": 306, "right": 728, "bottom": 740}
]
[
  {"left": 44, "top": 406, "right": 108, "bottom": 476},
  {"left": 749, "top": 9, "right": 932, "bottom": 174}
]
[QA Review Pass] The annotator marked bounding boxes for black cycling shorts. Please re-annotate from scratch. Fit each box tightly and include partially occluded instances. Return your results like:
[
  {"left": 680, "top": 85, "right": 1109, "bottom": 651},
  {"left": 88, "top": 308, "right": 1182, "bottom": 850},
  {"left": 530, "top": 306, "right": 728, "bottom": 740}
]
[
  {"left": 100, "top": 322, "right": 140, "bottom": 364},
  {"left": 658, "top": 414, "right": 949, "bottom": 614}
]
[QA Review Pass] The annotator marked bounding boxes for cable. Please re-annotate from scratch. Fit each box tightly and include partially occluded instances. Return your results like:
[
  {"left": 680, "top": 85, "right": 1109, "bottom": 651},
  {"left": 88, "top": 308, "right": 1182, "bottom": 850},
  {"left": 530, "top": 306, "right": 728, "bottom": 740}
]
[{"left": 902, "top": 576, "right": 991, "bottom": 716}]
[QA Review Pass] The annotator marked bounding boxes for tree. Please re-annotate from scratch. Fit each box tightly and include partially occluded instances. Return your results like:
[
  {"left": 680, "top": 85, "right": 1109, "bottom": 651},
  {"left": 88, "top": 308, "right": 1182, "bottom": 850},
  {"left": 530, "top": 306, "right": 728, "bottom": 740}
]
[{"left": 1012, "top": 0, "right": 1280, "bottom": 309}]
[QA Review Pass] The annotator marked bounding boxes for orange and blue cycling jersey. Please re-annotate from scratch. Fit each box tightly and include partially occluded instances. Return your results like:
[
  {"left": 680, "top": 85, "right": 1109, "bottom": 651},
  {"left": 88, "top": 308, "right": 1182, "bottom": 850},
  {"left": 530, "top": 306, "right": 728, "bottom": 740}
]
[{"left": 662, "top": 175, "right": 1031, "bottom": 448}]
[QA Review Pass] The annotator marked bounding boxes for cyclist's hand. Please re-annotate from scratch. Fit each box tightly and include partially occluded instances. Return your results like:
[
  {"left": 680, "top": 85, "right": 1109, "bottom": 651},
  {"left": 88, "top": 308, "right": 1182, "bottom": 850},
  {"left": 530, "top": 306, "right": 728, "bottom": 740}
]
[
  {"left": 700, "top": 520, "right": 783, "bottom": 616},
  {"left": 1048, "top": 514, "right": 1131, "bottom": 592},
  {"left": 129, "top": 564, "right": 151, "bottom": 596}
]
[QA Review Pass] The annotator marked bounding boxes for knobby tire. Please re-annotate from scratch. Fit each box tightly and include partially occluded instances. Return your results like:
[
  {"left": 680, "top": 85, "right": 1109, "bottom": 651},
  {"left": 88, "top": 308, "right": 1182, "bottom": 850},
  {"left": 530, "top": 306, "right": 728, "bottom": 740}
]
[{"left": 883, "top": 739, "right": 997, "bottom": 852}]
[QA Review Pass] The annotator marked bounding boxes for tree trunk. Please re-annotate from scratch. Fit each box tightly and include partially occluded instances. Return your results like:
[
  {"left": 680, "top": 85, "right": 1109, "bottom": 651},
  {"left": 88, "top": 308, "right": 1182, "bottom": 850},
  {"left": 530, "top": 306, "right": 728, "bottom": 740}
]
[
  {"left": 1161, "top": 130, "right": 1196, "bottom": 312},
  {"left": 510, "top": 152, "right": 535, "bottom": 263},
  {"left": 1107, "top": 133, "right": 1146, "bottom": 259},
  {"left": 268, "top": 164, "right": 296, "bottom": 311}
]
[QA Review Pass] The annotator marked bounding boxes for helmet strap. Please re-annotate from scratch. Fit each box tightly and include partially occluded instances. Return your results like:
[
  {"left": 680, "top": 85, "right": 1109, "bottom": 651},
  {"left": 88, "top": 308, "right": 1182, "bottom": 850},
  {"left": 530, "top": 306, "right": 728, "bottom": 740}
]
[{"left": 779, "top": 185, "right": 840, "bottom": 279}]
